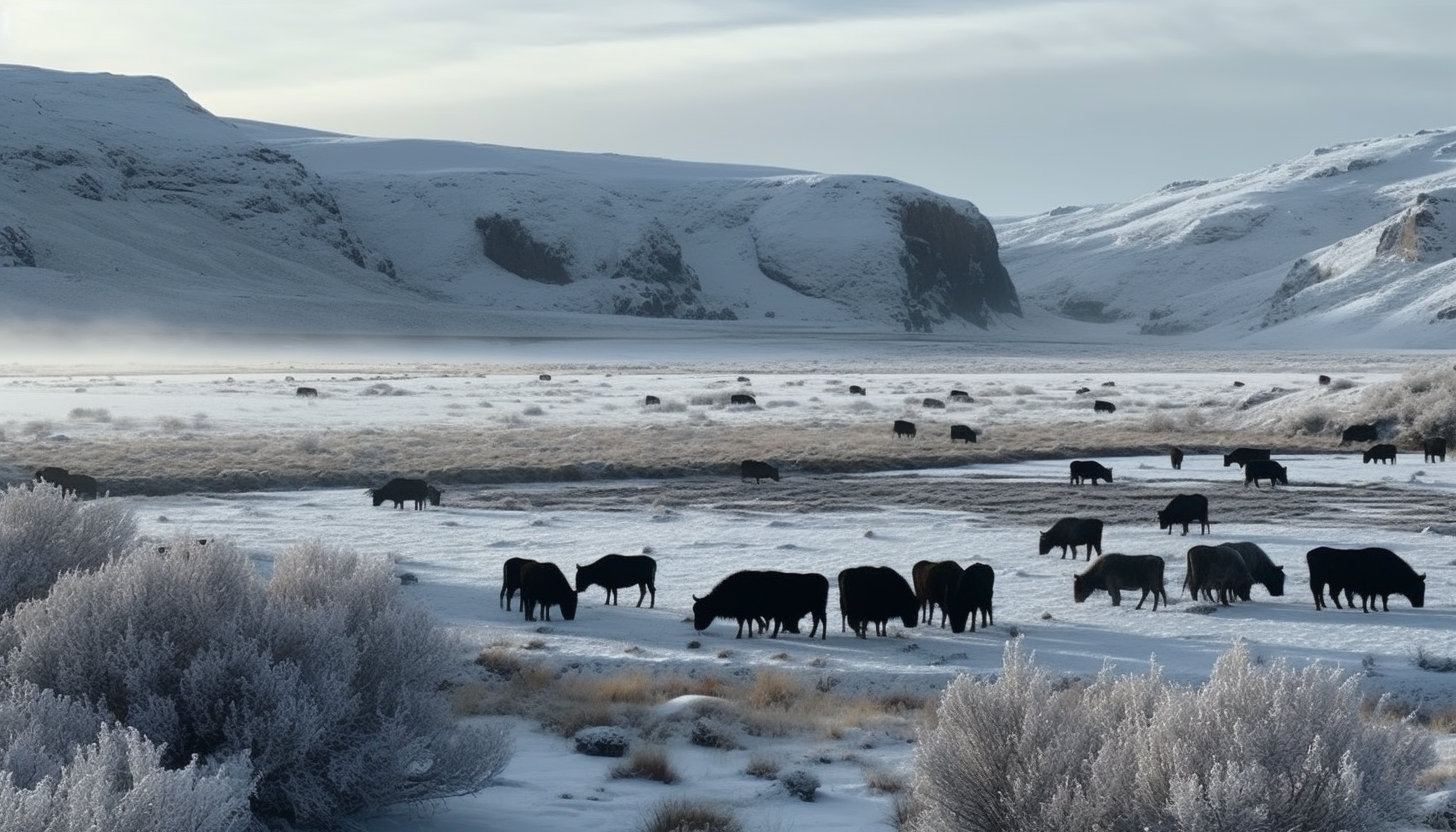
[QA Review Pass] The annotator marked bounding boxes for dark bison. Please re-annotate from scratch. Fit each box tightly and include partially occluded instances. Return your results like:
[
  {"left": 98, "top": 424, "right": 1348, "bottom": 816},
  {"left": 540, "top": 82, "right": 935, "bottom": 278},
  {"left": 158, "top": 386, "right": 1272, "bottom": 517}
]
[
  {"left": 837, "top": 566, "right": 918, "bottom": 638},
  {"left": 923, "top": 397, "right": 946, "bottom": 409},
  {"left": 644, "top": 395, "right": 661, "bottom": 406},
  {"left": 34, "top": 467, "right": 98, "bottom": 499},
  {"left": 1318, "top": 374, "right": 1331, "bottom": 385},
  {"left": 1363, "top": 444, "right": 1397, "bottom": 464},
  {"left": 1340, "top": 424, "right": 1378, "bottom": 445},
  {"left": 693, "top": 570, "right": 829, "bottom": 639},
  {"left": 368, "top": 478, "right": 440, "bottom": 509},
  {"left": 538, "top": 373, "right": 552, "bottom": 381},
  {"left": 741, "top": 459, "right": 779, "bottom": 483},
  {"left": 1073, "top": 554, "right": 1167, "bottom": 610},
  {"left": 1094, "top": 400, "right": 1116, "bottom": 413},
  {"left": 1184, "top": 544, "right": 1253, "bottom": 606},
  {"left": 1075, "top": 386, "right": 1091, "bottom": 394},
  {"left": 1223, "top": 541, "right": 1285, "bottom": 596},
  {"left": 849, "top": 385, "right": 866, "bottom": 395},
  {"left": 294, "top": 386, "right": 318, "bottom": 398},
  {"left": 730, "top": 393, "right": 756, "bottom": 405},
  {"left": 1424, "top": 437, "right": 1447, "bottom": 462},
  {"left": 1170, "top": 447, "right": 1183, "bottom": 470},
  {"left": 520, "top": 561, "right": 577, "bottom": 621},
  {"left": 950, "top": 424, "right": 977, "bottom": 444},
  {"left": 911, "top": 560, "right": 936, "bottom": 625},
  {"left": 945, "top": 563, "right": 994, "bottom": 634},
  {"left": 949, "top": 389, "right": 972, "bottom": 402},
  {"left": 1307, "top": 547, "right": 1425, "bottom": 612},
  {"left": 893, "top": 419, "right": 917, "bottom": 439},
  {"left": 736, "top": 376, "right": 750, "bottom": 383},
  {"left": 1069, "top": 460, "right": 1113, "bottom": 485},
  {"left": 1244, "top": 459, "right": 1288, "bottom": 488},
  {"left": 1222, "top": 447, "right": 1270, "bottom": 468},
  {"left": 576, "top": 554, "right": 657, "bottom": 607},
  {"left": 1158, "top": 493, "right": 1209, "bottom": 535},
  {"left": 1038, "top": 517, "right": 1104, "bottom": 560},
  {"left": 500, "top": 557, "right": 536, "bottom": 611},
  {"left": 923, "top": 560, "right": 965, "bottom": 627}
]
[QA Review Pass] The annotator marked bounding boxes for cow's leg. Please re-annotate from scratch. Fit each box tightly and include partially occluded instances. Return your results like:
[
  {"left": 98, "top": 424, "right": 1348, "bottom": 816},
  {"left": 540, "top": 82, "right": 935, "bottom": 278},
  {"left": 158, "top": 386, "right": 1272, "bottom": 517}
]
[
  {"left": 1109, "top": 586, "right": 1122, "bottom": 606},
  {"left": 647, "top": 583, "right": 656, "bottom": 608},
  {"left": 1135, "top": 588, "right": 1148, "bottom": 610}
]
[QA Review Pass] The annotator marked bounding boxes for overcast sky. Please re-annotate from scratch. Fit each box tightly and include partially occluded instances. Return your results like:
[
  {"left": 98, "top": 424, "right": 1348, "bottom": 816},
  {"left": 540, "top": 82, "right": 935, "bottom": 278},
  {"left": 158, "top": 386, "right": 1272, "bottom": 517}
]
[{"left": 3, "top": 0, "right": 1453, "bottom": 216}]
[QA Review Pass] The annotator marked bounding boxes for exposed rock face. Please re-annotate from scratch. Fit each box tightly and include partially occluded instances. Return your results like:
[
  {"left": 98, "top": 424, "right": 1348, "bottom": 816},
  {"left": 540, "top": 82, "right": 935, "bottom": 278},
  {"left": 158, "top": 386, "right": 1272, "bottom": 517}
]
[
  {"left": 0, "top": 225, "right": 35, "bottom": 267},
  {"left": 1376, "top": 193, "right": 1447, "bottom": 261},
  {"left": 898, "top": 199, "right": 1021, "bottom": 330},
  {"left": 474, "top": 214, "right": 571, "bottom": 285},
  {"left": 609, "top": 222, "right": 735, "bottom": 320}
]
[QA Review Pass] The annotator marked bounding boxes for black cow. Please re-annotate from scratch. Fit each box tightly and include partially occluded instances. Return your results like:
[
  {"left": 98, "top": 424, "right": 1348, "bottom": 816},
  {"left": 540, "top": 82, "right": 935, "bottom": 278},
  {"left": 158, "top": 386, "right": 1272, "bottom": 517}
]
[
  {"left": 950, "top": 425, "right": 977, "bottom": 444},
  {"left": 1069, "top": 460, "right": 1113, "bottom": 485},
  {"left": 910, "top": 560, "right": 936, "bottom": 625},
  {"left": 849, "top": 385, "right": 866, "bottom": 395},
  {"left": 1223, "top": 541, "right": 1285, "bottom": 596},
  {"left": 949, "top": 389, "right": 972, "bottom": 402},
  {"left": 837, "top": 566, "right": 918, "bottom": 638},
  {"left": 1158, "top": 493, "right": 1209, "bottom": 535},
  {"left": 893, "top": 419, "right": 917, "bottom": 439},
  {"left": 1170, "top": 447, "right": 1183, "bottom": 470},
  {"left": 737, "top": 376, "right": 750, "bottom": 383},
  {"left": 1038, "top": 517, "right": 1104, "bottom": 560},
  {"left": 1318, "top": 374, "right": 1331, "bottom": 385},
  {"left": 1244, "top": 459, "right": 1288, "bottom": 488},
  {"left": 1307, "top": 546, "right": 1425, "bottom": 612},
  {"left": 946, "top": 563, "right": 994, "bottom": 634},
  {"left": 741, "top": 459, "right": 779, "bottom": 483},
  {"left": 693, "top": 570, "right": 828, "bottom": 639},
  {"left": 1075, "top": 387, "right": 1090, "bottom": 394},
  {"left": 1184, "top": 544, "right": 1253, "bottom": 606},
  {"left": 368, "top": 478, "right": 439, "bottom": 509},
  {"left": 1363, "top": 444, "right": 1397, "bottom": 464},
  {"left": 1073, "top": 554, "right": 1167, "bottom": 610},
  {"left": 1101, "top": 381, "right": 1116, "bottom": 387},
  {"left": 576, "top": 554, "right": 657, "bottom": 607},
  {"left": 500, "top": 557, "right": 536, "bottom": 611},
  {"left": 923, "top": 398, "right": 946, "bottom": 409},
  {"left": 644, "top": 395, "right": 661, "bottom": 406},
  {"left": 1222, "top": 447, "right": 1270, "bottom": 468},
  {"left": 520, "top": 561, "right": 578, "bottom": 621},
  {"left": 295, "top": 386, "right": 318, "bottom": 398},
  {"left": 1340, "top": 424, "right": 1378, "bottom": 445},
  {"left": 539, "top": 374, "right": 552, "bottom": 381},
  {"left": 34, "top": 467, "right": 99, "bottom": 499},
  {"left": 1094, "top": 400, "right": 1116, "bottom": 413},
  {"left": 1424, "top": 437, "right": 1447, "bottom": 462},
  {"left": 730, "top": 393, "right": 756, "bottom": 405},
  {"left": 923, "top": 560, "right": 964, "bottom": 627}
]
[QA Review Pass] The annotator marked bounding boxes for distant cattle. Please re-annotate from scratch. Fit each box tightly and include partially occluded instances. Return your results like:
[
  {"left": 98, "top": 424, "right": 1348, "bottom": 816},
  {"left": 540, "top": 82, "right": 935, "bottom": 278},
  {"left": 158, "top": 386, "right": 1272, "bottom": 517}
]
[
  {"left": 949, "top": 389, "right": 972, "bottom": 402},
  {"left": 1233, "top": 381, "right": 1245, "bottom": 387},
  {"left": 644, "top": 395, "right": 661, "bottom": 406},
  {"left": 1307, "top": 546, "right": 1425, "bottom": 612},
  {"left": 1363, "top": 444, "right": 1397, "bottom": 464},
  {"left": 946, "top": 563, "right": 995, "bottom": 634},
  {"left": 1223, "top": 541, "right": 1285, "bottom": 596},
  {"left": 730, "top": 393, "right": 756, "bottom": 405},
  {"left": 1038, "top": 517, "right": 1104, "bottom": 560},
  {"left": 849, "top": 385, "right": 866, "bottom": 395},
  {"left": 1244, "top": 459, "right": 1288, "bottom": 488},
  {"left": 1158, "top": 493, "right": 1209, "bottom": 535},
  {"left": 1093, "top": 400, "right": 1117, "bottom": 413},
  {"left": 693, "top": 570, "right": 828, "bottom": 639},
  {"left": 737, "top": 376, "right": 750, "bottom": 383},
  {"left": 1075, "top": 387, "right": 1091, "bottom": 395},
  {"left": 893, "top": 419, "right": 917, "bottom": 439},
  {"left": 837, "top": 566, "right": 918, "bottom": 638},
  {"left": 910, "top": 560, "right": 936, "bottom": 625},
  {"left": 923, "top": 561, "right": 965, "bottom": 627},
  {"left": 1184, "top": 544, "right": 1253, "bottom": 606},
  {"left": 1169, "top": 447, "right": 1183, "bottom": 470},
  {"left": 1069, "top": 460, "right": 1113, "bottom": 485},
  {"left": 33, "top": 467, "right": 98, "bottom": 500},
  {"left": 950, "top": 424, "right": 977, "bottom": 444},
  {"left": 538, "top": 374, "right": 552, "bottom": 381},
  {"left": 923, "top": 398, "right": 946, "bottom": 409},
  {"left": 1073, "top": 554, "right": 1167, "bottom": 610},
  {"left": 1340, "top": 424, "right": 1378, "bottom": 445},
  {"left": 1318, "top": 375, "right": 1331, "bottom": 385},
  {"left": 740, "top": 460, "right": 780, "bottom": 483},
  {"left": 500, "top": 557, "right": 536, "bottom": 611},
  {"left": 520, "top": 561, "right": 578, "bottom": 621},
  {"left": 294, "top": 386, "right": 318, "bottom": 398},
  {"left": 576, "top": 554, "right": 657, "bottom": 607},
  {"left": 1424, "top": 437, "right": 1447, "bottom": 462},
  {"left": 368, "top": 478, "right": 440, "bottom": 509},
  {"left": 1222, "top": 447, "right": 1270, "bottom": 468}
]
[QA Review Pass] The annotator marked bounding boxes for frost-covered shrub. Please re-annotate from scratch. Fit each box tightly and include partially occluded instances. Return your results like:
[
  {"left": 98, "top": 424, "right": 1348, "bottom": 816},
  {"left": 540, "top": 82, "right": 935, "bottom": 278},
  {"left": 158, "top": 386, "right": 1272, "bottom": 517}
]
[
  {"left": 574, "top": 726, "right": 631, "bottom": 758},
  {"left": 780, "top": 769, "right": 820, "bottom": 801},
  {"left": 909, "top": 641, "right": 1433, "bottom": 832},
  {"left": 0, "top": 483, "right": 136, "bottom": 612},
  {"left": 0, "top": 537, "right": 511, "bottom": 829},
  {"left": 1353, "top": 366, "right": 1456, "bottom": 442}
]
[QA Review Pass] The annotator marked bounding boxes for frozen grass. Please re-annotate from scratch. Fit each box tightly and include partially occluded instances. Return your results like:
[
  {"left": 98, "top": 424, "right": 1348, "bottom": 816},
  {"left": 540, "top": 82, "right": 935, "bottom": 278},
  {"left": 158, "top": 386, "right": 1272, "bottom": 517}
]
[
  {"left": 611, "top": 746, "right": 679, "bottom": 784},
  {"left": 639, "top": 798, "right": 742, "bottom": 832}
]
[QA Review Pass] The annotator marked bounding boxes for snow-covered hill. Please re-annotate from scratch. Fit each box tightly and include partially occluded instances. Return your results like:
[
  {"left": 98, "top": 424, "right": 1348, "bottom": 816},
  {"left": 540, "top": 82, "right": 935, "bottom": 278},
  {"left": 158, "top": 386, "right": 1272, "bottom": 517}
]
[{"left": 0, "top": 65, "right": 1018, "bottom": 336}]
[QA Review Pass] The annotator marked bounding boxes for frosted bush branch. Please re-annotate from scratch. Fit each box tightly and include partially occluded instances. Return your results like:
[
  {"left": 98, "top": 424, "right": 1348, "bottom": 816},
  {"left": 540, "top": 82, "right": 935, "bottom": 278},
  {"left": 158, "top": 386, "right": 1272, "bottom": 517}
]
[{"left": 0, "top": 483, "right": 136, "bottom": 612}]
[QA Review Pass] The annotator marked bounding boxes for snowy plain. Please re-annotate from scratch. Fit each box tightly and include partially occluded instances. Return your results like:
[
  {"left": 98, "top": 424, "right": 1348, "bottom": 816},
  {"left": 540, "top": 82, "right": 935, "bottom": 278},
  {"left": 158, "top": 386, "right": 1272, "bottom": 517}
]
[{"left": 2, "top": 340, "right": 1456, "bottom": 831}]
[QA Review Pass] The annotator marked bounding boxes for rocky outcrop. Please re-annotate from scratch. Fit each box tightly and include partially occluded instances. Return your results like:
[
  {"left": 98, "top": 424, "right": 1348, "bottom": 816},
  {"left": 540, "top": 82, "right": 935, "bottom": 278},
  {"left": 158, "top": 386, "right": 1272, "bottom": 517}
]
[
  {"left": 474, "top": 214, "right": 572, "bottom": 285},
  {"left": 609, "top": 222, "right": 735, "bottom": 320},
  {"left": 1376, "top": 193, "right": 1448, "bottom": 261},
  {"left": 1, "top": 225, "right": 35, "bottom": 267},
  {"left": 897, "top": 199, "right": 1021, "bottom": 330}
]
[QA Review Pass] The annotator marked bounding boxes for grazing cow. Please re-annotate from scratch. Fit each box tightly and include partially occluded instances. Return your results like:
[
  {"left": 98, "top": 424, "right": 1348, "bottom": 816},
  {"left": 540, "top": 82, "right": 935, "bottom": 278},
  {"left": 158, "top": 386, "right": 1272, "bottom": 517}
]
[
  {"left": 923, "top": 398, "right": 946, "bottom": 409},
  {"left": 500, "top": 557, "right": 536, "bottom": 611},
  {"left": 1094, "top": 400, "right": 1117, "bottom": 413},
  {"left": 1158, "top": 493, "right": 1209, "bottom": 535},
  {"left": 1069, "top": 460, "right": 1113, "bottom": 485},
  {"left": 1424, "top": 437, "right": 1447, "bottom": 462},
  {"left": 923, "top": 561, "right": 965, "bottom": 627},
  {"left": 1244, "top": 459, "right": 1288, "bottom": 488},
  {"left": 1362, "top": 444, "right": 1397, "bottom": 464},
  {"left": 737, "top": 376, "right": 750, "bottom": 383},
  {"left": 837, "top": 566, "right": 918, "bottom": 638},
  {"left": 1184, "top": 544, "right": 1253, "bottom": 605},
  {"left": 1073, "top": 554, "right": 1167, "bottom": 610},
  {"left": 730, "top": 393, "right": 756, "bottom": 405},
  {"left": 849, "top": 385, "right": 866, "bottom": 395},
  {"left": 1340, "top": 424, "right": 1378, "bottom": 445},
  {"left": 692, "top": 570, "right": 828, "bottom": 639},
  {"left": 893, "top": 419, "right": 917, "bottom": 439},
  {"left": 368, "top": 477, "right": 438, "bottom": 509},
  {"left": 946, "top": 563, "right": 995, "bottom": 634},
  {"left": 538, "top": 374, "right": 552, "bottom": 381},
  {"left": 1223, "top": 541, "right": 1286, "bottom": 596},
  {"left": 644, "top": 395, "right": 661, "bottom": 406},
  {"left": 741, "top": 459, "right": 780, "bottom": 483},
  {"left": 1170, "top": 447, "right": 1183, "bottom": 470},
  {"left": 1318, "top": 374, "right": 1331, "bottom": 385},
  {"left": 1075, "top": 387, "right": 1091, "bottom": 394},
  {"left": 576, "top": 554, "right": 657, "bottom": 607},
  {"left": 1306, "top": 546, "right": 1425, "bottom": 612},
  {"left": 949, "top": 389, "right": 972, "bottom": 402},
  {"left": 1233, "top": 381, "right": 1245, "bottom": 387},
  {"left": 294, "top": 386, "right": 318, "bottom": 398},
  {"left": 910, "top": 560, "right": 936, "bottom": 625},
  {"left": 950, "top": 424, "right": 977, "bottom": 444},
  {"left": 1038, "top": 517, "right": 1104, "bottom": 560},
  {"left": 1101, "top": 381, "right": 1116, "bottom": 387},
  {"left": 520, "top": 561, "right": 578, "bottom": 621},
  {"left": 1222, "top": 447, "right": 1271, "bottom": 468},
  {"left": 34, "top": 467, "right": 99, "bottom": 499}
]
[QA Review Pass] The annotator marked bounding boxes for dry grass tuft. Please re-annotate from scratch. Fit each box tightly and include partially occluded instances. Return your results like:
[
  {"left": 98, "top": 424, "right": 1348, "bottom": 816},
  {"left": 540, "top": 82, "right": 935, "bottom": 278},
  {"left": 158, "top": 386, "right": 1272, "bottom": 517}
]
[
  {"left": 612, "top": 746, "right": 679, "bottom": 784},
  {"left": 864, "top": 767, "right": 908, "bottom": 794},
  {"left": 744, "top": 755, "right": 780, "bottom": 779},
  {"left": 747, "top": 668, "right": 803, "bottom": 710},
  {"left": 639, "top": 799, "right": 742, "bottom": 832}
]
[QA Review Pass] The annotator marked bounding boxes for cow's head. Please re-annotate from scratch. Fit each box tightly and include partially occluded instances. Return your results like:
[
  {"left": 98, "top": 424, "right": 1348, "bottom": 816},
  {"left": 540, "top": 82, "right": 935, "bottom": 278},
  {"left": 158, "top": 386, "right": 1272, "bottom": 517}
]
[
  {"left": 691, "top": 595, "right": 713, "bottom": 631},
  {"left": 1073, "top": 574, "right": 1094, "bottom": 603},
  {"left": 559, "top": 590, "right": 579, "bottom": 621},
  {"left": 1410, "top": 575, "right": 1427, "bottom": 608},
  {"left": 1037, "top": 532, "right": 1054, "bottom": 556}
]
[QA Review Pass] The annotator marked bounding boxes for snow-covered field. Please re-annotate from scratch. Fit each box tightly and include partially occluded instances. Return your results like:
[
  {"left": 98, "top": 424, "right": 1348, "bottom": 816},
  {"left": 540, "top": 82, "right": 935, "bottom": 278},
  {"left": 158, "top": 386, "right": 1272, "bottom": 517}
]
[{"left": 3, "top": 343, "right": 1455, "bottom": 831}]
